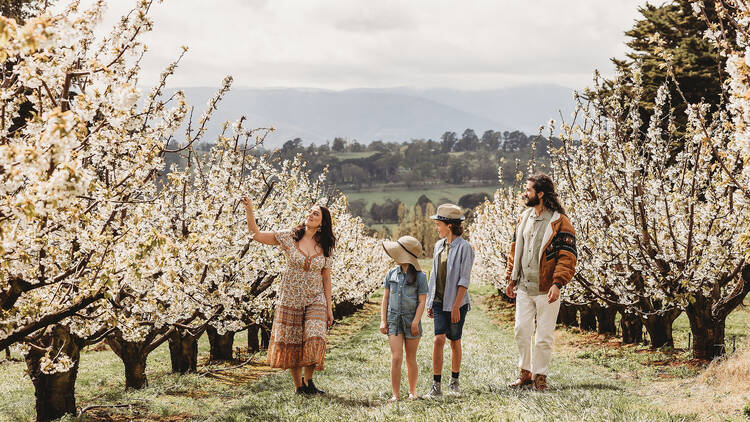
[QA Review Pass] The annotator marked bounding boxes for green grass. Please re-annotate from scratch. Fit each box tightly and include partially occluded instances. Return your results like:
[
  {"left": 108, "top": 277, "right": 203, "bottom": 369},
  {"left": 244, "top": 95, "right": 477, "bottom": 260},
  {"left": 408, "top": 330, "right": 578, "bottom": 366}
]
[
  {"left": 558, "top": 301, "right": 750, "bottom": 381},
  {"left": 344, "top": 185, "right": 497, "bottom": 209},
  {"left": 211, "top": 286, "right": 685, "bottom": 421},
  {"left": 0, "top": 285, "right": 698, "bottom": 421},
  {"left": 331, "top": 151, "right": 379, "bottom": 160},
  {"left": 0, "top": 329, "right": 254, "bottom": 422}
]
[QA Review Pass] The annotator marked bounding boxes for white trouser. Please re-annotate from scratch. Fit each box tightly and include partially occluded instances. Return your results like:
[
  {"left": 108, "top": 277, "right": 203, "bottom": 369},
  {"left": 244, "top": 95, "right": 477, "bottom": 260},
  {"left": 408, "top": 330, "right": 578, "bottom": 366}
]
[{"left": 514, "top": 290, "right": 561, "bottom": 375}]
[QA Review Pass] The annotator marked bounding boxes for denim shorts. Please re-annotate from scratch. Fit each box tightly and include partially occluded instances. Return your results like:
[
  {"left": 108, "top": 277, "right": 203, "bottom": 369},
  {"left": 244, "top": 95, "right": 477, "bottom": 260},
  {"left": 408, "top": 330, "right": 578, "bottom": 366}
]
[
  {"left": 388, "top": 313, "right": 422, "bottom": 339},
  {"left": 432, "top": 302, "right": 468, "bottom": 340}
]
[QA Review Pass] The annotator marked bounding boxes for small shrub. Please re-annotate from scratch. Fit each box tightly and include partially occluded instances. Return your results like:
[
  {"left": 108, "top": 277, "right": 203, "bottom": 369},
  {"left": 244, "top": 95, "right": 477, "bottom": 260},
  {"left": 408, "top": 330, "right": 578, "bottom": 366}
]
[{"left": 743, "top": 401, "right": 750, "bottom": 418}]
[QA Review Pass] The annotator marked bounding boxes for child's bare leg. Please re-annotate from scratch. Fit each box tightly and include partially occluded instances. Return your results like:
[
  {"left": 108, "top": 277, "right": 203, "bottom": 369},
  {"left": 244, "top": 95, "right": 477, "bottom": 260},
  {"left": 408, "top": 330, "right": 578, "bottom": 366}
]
[
  {"left": 404, "top": 337, "right": 420, "bottom": 396},
  {"left": 389, "top": 334, "right": 405, "bottom": 399}
]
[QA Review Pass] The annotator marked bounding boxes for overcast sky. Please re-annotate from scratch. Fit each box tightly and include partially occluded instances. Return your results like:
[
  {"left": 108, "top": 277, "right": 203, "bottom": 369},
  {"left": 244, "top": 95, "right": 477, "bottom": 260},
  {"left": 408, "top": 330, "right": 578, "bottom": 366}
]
[{"left": 81, "top": 0, "right": 651, "bottom": 91}]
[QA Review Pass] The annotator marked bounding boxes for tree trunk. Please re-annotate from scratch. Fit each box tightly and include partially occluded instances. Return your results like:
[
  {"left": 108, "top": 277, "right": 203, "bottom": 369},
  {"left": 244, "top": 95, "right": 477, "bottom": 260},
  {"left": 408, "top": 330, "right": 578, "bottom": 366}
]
[
  {"left": 168, "top": 329, "right": 199, "bottom": 373},
  {"left": 247, "top": 324, "right": 260, "bottom": 353},
  {"left": 124, "top": 354, "right": 148, "bottom": 389},
  {"left": 260, "top": 325, "right": 270, "bottom": 350},
  {"left": 25, "top": 325, "right": 81, "bottom": 422},
  {"left": 106, "top": 335, "right": 150, "bottom": 389},
  {"left": 207, "top": 326, "right": 235, "bottom": 361},
  {"left": 593, "top": 303, "right": 617, "bottom": 335},
  {"left": 578, "top": 305, "right": 597, "bottom": 331},
  {"left": 333, "top": 301, "right": 356, "bottom": 319},
  {"left": 619, "top": 311, "right": 643, "bottom": 344},
  {"left": 557, "top": 302, "right": 578, "bottom": 327},
  {"left": 685, "top": 296, "right": 726, "bottom": 360},
  {"left": 644, "top": 309, "right": 680, "bottom": 349}
]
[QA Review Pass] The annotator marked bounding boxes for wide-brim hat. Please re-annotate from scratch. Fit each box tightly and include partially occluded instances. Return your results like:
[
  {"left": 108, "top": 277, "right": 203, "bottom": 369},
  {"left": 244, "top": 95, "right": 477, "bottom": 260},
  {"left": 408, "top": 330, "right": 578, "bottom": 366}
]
[
  {"left": 382, "top": 235, "right": 423, "bottom": 271},
  {"left": 430, "top": 203, "right": 465, "bottom": 222}
]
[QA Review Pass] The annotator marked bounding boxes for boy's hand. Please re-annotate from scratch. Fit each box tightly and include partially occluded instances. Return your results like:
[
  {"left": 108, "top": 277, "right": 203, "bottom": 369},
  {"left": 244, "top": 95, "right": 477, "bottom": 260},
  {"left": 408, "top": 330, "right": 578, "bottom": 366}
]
[
  {"left": 451, "top": 304, "right": 461, "bottom": 323},
  {"left": 410, "top": 321, "right": 419, "bottom": 337},
  {"left": 379, "top": 321, "right": 388, "bottom": 335}
]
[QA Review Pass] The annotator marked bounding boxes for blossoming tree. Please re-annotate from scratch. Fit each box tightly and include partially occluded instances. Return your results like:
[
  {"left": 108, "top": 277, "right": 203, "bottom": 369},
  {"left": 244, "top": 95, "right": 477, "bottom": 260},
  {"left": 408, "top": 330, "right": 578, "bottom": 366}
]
[
  {"left": 1, "top": 1, "right": 391, "bottom": 419},
  {"left": 0, "top": 1, "right": 190, "bottom": 418}
]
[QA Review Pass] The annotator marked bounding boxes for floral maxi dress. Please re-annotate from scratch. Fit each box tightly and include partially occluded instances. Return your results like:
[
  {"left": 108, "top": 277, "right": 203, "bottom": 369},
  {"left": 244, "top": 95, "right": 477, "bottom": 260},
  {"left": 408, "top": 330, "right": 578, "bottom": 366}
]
[{"left": 267, "top": 230, "right": 333, "bottom": 370}]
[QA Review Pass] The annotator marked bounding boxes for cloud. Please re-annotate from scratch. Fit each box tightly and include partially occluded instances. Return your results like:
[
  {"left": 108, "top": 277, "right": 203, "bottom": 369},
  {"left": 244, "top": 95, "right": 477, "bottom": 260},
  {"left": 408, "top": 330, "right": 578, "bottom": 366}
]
[
  {"left": 75, "top": 0, "right": 648, "bottom": 90},
  {"left": 331, "top": 3, "right": 415, "bottom": 33}
]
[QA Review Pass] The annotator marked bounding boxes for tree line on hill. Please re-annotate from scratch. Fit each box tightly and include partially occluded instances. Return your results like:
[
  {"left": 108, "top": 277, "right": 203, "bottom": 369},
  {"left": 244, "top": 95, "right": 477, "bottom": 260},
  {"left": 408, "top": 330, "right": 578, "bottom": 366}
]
[
  {"left": 352, "top": 192, "right": 491, "bottom": 227},
  {"left": 274, "top": 129, "right": 556, "bottom": 190},
  {"left": 165, "top": 128, "right": 554, "bottom": 226}
]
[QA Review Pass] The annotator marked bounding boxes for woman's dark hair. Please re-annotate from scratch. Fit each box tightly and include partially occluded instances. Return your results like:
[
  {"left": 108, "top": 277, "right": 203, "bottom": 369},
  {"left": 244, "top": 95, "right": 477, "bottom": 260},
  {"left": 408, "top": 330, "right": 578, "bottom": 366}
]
[
  {"left": 293, "top": 204, "right": 336, "bottom": 257},
  {"left": 447, "top": 221, "right": 464, "bottom": 236},
  {"left": 527, "top": 173, "right": 566, "bottom": 215},
  {"left": 404, "top": 263, "right": 421, "bottom": 285}
]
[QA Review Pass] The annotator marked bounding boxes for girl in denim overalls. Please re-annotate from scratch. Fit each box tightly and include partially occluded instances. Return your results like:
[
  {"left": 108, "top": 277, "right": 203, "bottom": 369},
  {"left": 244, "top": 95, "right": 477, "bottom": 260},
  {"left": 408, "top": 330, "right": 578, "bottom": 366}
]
[{"left": 380, "top": 236, "right": 428, "bottom": 401}]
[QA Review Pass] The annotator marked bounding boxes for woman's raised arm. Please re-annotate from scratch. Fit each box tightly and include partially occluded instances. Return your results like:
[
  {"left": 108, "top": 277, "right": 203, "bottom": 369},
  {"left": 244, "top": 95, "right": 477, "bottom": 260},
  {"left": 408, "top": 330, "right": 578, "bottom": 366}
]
[{"left": 243, "top": 196, "right": 278, "bottom": 245}]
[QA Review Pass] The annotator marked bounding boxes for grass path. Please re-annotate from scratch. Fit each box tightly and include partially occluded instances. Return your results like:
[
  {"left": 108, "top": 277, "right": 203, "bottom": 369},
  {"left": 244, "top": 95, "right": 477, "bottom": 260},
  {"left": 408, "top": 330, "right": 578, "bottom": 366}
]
[
  {"left": 215, "top": 295, "right": 687, "bottom": 421},
  {"left": 0, "top": 291, "right": 698, "bottom": 421}
]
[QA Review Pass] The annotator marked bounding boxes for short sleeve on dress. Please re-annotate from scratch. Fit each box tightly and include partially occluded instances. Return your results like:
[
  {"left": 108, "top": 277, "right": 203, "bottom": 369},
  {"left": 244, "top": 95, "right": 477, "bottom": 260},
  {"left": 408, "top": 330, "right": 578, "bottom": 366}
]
[
  {"left": 273, "top": 229, "right": 293, "bottom": 253},
  {"left": 323, "top": 251, "right": 335, "bottom": 269},
  {"left": 417, "top": 272, "right": 428, "bottom": 295},
  {"left": 383, "top": 269, "right": 393, "bottom": 290}
]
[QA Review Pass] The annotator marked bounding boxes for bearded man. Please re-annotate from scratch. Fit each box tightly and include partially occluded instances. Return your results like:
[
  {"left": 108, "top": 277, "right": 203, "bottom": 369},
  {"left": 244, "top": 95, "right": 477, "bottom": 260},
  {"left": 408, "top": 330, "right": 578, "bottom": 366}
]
[{"left": 505, "top": 173, "right": 577, "bottom": 391}]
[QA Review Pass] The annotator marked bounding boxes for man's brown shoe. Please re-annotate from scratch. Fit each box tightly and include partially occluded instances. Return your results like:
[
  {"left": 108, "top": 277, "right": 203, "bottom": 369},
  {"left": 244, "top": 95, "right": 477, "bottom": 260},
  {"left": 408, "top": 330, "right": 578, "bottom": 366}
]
[
  {"left": 533, "top": 374, "right": 548, "bottom": 391},
  {"left": 508, "top": 369, "right": 533, "bottom": 388}
]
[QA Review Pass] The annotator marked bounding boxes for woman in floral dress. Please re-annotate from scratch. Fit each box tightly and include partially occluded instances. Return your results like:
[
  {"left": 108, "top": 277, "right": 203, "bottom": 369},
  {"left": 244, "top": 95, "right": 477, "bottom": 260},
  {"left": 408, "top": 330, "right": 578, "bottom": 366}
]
[{"left": 243, "top": 197, "right": 336, "bottom": 395}]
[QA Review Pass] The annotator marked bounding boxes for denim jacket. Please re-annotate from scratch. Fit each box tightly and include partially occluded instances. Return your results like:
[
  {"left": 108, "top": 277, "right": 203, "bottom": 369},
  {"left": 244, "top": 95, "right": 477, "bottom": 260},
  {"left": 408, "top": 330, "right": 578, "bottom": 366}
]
[
  {"left": 384, "top": 266, "right": 428, "bottom": 320},
  {"left": 426, "top": 236, "right": 474, "bottom": 312}
]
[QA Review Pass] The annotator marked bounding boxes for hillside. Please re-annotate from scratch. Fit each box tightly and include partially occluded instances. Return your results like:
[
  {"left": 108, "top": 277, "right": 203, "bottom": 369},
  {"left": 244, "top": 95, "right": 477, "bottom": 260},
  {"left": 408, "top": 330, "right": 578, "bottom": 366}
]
[{"left": 176, "top": 85, "right": 574, "bottom": 147}]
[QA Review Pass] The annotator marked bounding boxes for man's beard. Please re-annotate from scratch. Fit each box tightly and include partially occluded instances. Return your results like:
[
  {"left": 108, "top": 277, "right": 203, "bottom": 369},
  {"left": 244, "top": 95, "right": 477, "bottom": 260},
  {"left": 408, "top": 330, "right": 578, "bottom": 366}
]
[{"left": 525, "top": 196, "right": 540, "bottom": 207}]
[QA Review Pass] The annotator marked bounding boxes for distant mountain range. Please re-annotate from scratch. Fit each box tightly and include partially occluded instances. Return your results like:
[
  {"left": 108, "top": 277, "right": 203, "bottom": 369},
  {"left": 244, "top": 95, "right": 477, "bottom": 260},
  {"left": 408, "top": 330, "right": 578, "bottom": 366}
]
[{"left": 175, "top": 84, "right": 575, "bottom": 148}]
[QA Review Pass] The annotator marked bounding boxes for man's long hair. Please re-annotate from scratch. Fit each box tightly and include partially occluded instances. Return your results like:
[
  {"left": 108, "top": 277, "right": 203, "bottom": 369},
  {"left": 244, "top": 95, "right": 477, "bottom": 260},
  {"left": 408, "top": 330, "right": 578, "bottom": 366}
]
[{"left": 527, "top": 173, "right": 566, "bottom": 215}]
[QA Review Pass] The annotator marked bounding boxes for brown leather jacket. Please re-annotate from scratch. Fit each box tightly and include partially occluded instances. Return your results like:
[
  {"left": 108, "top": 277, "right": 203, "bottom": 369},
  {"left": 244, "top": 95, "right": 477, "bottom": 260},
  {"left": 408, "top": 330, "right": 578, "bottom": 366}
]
[{"left": 505, "top": 208, "right": 577, "bottom": 292}]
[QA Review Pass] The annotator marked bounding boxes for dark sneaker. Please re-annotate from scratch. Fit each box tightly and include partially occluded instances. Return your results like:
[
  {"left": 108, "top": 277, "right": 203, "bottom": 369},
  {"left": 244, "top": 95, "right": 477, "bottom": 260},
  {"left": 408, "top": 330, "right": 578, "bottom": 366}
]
[
  {"left": 423, "top": 382, "right": 442, "bottom": 399},
  {"left": 448, "top": 378, "right": 461, "bottom": 395},
  {"left": 305, "top": 378, "right": 325, "bottom": 395}
]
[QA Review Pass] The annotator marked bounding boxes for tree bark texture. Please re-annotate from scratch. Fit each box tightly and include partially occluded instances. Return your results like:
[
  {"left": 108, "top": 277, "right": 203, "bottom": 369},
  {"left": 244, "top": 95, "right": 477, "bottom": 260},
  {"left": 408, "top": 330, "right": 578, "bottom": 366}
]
[
  {"left": 557, "top": 302, "right": 579, "bottom": 327},
  {"left": 593, "top": 303, "right": 617, "bottom": 335},
  {"left": 207, "top": 326, "right": 235, "bottom": 361},
  {"left": 24, "top": 324, "right": 82, "bottom": 422},
  {"left": 168, "top": 329, "right": 199, "bottom": 373},
  {"left": 643, "top": 309, "right": 680, "bottom": 349},
  {"left": 578, "top": 305, "right": 597, "bottom": 331},
  {"left": 619, "top": 311, "right": 643, "bottom": 344}
]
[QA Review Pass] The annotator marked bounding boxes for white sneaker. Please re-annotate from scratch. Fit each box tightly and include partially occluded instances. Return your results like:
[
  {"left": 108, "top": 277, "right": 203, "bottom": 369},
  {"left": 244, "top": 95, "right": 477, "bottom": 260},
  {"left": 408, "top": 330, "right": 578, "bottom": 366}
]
[
  {"left": 448, "top": 378, "right": 461, "bottom": 395},
  {"left": 423, "top": 382, "right": 442, "bottom": 399}
]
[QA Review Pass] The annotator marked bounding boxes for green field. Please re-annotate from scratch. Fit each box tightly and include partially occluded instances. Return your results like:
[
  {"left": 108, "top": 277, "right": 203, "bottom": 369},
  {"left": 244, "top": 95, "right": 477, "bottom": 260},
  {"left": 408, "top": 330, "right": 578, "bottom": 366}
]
[
  {"left": 344, "top": 185, "right": 498, "bottom": 209},
  {"left": 331, "top": 151, "right": 379, "bottom": 160}
]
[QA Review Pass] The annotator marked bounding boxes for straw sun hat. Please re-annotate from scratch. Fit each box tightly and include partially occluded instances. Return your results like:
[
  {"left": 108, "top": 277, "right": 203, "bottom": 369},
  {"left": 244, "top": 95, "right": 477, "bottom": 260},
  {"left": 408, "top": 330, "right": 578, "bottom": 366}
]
[
  {"left": 429, "top": 203, "right": 465, "bottom": 222},
  {"left": 382, "top": 236, "right": 423, "bottom": 271}
]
